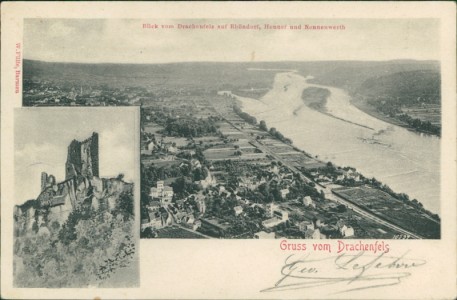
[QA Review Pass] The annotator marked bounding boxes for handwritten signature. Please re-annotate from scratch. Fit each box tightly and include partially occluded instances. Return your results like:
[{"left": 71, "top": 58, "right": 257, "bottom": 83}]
[{"left": 261, "top": 251, "right": 426, "bottom": 294}]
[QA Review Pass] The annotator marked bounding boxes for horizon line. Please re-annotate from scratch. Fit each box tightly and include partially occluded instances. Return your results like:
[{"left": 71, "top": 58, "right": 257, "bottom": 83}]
[{"left": 23, "top": 58, "right": 441, "bottom": 66}]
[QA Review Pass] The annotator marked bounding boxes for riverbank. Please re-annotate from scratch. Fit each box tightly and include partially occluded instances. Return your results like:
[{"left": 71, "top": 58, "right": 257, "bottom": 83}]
[
  {"left": 238, "top": 72, "right": 440, "bottom": 214},
  {"left": 350, "top": 97, "right": 440, "bottom": 137},
  {"left": 231, "top": 101, "right": 441, "bottom": 236}
]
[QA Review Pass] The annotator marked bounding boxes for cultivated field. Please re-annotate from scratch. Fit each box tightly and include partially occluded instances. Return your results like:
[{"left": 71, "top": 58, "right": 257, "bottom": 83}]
[{"left": 333, "top": 186, "right": 440, "bottom": 238}]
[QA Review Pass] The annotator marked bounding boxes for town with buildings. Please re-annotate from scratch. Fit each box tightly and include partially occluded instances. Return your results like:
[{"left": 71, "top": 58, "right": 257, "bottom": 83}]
[
  {"left": 138, "top": 91, "right": 440, "bottom": 239},
  {"left": 23, "top": 77, "right": 152, "bottom": 107},
  {"left": 23, "top": 60, "right": 441, "bottom": 240}
]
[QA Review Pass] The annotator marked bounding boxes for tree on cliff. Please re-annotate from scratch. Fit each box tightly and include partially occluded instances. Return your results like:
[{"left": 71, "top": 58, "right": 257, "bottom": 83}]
[
  {"left": 259, "top": 120, "right": 268, "bottom": 131},
  {"left": 116, "top": 191, "right": 134, "bottom": 219},
  {"left": 58, "top": 208, "right": 94, "bottom": 245},
  {"left": 15, "top": 198, "right": 136, "bottom": 287}
]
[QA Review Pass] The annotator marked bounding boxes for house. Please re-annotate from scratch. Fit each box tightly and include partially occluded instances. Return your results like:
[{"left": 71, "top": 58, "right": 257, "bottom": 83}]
[
  {"left": 148, "top": 200, "right": 161, "bottom": 212},
  {"left": 140, "top": 149, "right": 153, "bottom": 155},
  {"left": 327, "top": 202, "right": 338, "bottom": 209},
  {"left": 141, "top": 219, "right": 150, "bottom": 231},
  {"left": 314, "top": 218, "right": 325, "bottom": 228},
  {"left": 234, "top": 206, "right": 243, "bottom": 216},
  {"left": 267, "top": 203, "right": 279, "bottom": 217},
  {"left": 175, "top": 199, "right": 185, "bottom": 208},
  {"left": 147, "top": 141, "right": 156, "bottom": 151},
  {"left": 162, "top": 143, "right": 178, "bottom": 154},
  {"left": 151, "top": 216, "right": 163, "bottom": 229},
  {"left": 151, "top": 181, "right": 174, "bottom": 206},
  {"left": 273, "top": 210, "right": 289, "bottom": 221},
  {"left": 186, "top": 215, "right": 195, "bottom": 224},
  {"left": 191, "top": 159, "right": 201, "bottom": 169},
  {"left": 340, "top": 224, "right": 348, "bottom": 235},
  {"left": 302, "top": 196, "right": 313, "bottom": 207},
  {"left": 254, "top": 231, "right": 275, "bottom": 239},
  {"left": 161, "top": 196, "right": 173, "bottom": 206},
  {"left": 238, "top": 177, "right": 250, "bottom": 188},
  {"left": 266, "top": 203, "right": 289, "bottom": 222},
  {"left": 183, "top": 150, "right": 196, "bottom": 157},
  {"left": 163, "top": 186, "right": 174, "bottom": 198},
  {"left": 157, "top": 180, "right": 164, "bottom": 189},
  {"left": 269, "top": 165, "right": 279, "bottom": 174},
  {"left": 262, "top": 217, "right": 283, "bottom": 228},
  {"left": 150, "top": 187, "right": 160, "bottom": 198},
  {"left": 304, "top": 228, "right": 323, "bottom": 239},
  {"left": 217, "top": 90, "right": 232, "bottom": 97},
  {"left": 298, "top": 220, "right": 314, "bottom": 232},
  {"left": 142, "top": 213, "right": 163, "bottom": 231},
  {"left": 167, "top": 145, "right": 178, "bottom": 154},
  {"left": 193, "top": 220, "right": 202, "bottom": 231},
  {"left": 340, "top": 225, "right": 355, "bottom": 237},
  {"left": 196, "top": 198, "right": 206, "bottom": 214},
  {"left": 198, "top": 172, "right": 216, "bottom": 189},
  {"left": 280, "top": 188, "right": 289, "bottom": 199},
  {"left": 281, "top": 172, "right": 294, "bottom": 180},
  {"left": 250, "top": 203, "right": 265, "bottom": 211},
  {"left": 317, "top": 175, "right": 331, "bottom": 182},
  {"left": 140, "top": 149, "right": 152, "bottom": 155},
  {"left": 336, "top": 219, "right": 345, "bottom": 229}
]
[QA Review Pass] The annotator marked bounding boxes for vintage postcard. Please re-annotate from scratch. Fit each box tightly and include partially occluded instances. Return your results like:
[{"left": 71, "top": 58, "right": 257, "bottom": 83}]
[{"left": 1, "top": 2, "right": 456, "bottom": 299}]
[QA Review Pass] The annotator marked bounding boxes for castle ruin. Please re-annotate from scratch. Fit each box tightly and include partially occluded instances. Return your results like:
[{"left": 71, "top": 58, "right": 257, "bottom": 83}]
[
  {"left": 65, "top": 132, "right": 99, "bottom": 180},
  {"left": 14, "top": 132, "right": 132, "bottom": 236}
]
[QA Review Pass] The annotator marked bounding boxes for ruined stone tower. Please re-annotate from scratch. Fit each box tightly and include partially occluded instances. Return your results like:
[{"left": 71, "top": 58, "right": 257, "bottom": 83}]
[
  {"left": 65, "top": 132, "right": 99, "bottom": 180},
  {"left": 41, "top": 172, "right": 56, "bottom": 191}
]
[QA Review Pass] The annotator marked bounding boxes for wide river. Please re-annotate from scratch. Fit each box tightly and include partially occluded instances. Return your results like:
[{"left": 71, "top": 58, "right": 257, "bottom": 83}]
[{"left": 238, "top": 72, "right": 440, "bottom": 214}]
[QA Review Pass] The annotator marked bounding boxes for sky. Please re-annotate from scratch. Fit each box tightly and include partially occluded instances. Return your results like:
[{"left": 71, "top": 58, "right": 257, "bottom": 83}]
[
  {"left": 14, "top": 108, "right": 138, "bottom": 204},
  {"left": 23, "top": 18, "right": 440, "bottom": 63}
]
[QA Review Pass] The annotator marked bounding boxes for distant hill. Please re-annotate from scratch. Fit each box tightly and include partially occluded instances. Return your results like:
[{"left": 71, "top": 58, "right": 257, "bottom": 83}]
[
  {"left": 24, "top": 59, "right": 440, "bottom": 92},
  {"left": 346, "top": 68, "right": 441, "bottom": 135},
  {"left": 24, "top": 59, "right": 441, "bottom": 108},
  {"left": 355, "top": 70, "right": 441, "bottom": 105},
  {"left": 305, "top": 60, "right": 440, "bottom": 93},
  {"left": 23, "top": 59, "right": 278, "bottom": 92}
]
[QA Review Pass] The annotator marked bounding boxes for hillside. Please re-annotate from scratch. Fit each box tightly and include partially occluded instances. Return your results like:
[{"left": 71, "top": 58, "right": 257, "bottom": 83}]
[
  {"left": 305, "top": 60, "right": 440, "bottom": 93},
  {"left": 355, "top": 70, "right": 440, "bottom": 104},
  {"left": 24, "top": 59, "right": 440, "bottom": 94},
  {"left": 23, "top": 59, "right": 278, "bottom": 92},
  {"left": 351, "top": 70, "right": 441, "bottom": 135},
  {"left": 14, "top": 183, "right": 136, "bottom": 287}
]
